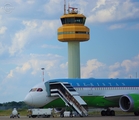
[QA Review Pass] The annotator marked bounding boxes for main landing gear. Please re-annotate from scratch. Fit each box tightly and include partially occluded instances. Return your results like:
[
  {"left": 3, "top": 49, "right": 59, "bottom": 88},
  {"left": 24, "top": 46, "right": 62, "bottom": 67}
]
[
  {"left": 134, "top": 111, "right": 139, "bottom": 116},
  {"left": 101, "top": 109, "right": 115, "bottom": 116}
]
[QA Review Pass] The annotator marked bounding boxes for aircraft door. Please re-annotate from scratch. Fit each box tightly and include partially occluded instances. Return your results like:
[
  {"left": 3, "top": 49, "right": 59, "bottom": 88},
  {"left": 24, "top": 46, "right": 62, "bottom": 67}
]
[
  {"left": 88, "top": 87, "right": 94, "bottom": 96},
  {"left": 45, "top": 82, "right": 50, "bottom": 96}
]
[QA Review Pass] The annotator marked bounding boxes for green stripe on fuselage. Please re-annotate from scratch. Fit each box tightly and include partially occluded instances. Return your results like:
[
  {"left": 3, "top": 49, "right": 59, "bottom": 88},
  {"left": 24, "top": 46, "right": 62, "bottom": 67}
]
[{"left": 44, "top": 96, "right": 119, "bottom": 108}]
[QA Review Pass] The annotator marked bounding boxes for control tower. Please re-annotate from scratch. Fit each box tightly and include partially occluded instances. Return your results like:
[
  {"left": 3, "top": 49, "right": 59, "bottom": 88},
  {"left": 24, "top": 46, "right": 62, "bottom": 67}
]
[{"left": 57, "top": 2, "right": 90, "bottom": 78}]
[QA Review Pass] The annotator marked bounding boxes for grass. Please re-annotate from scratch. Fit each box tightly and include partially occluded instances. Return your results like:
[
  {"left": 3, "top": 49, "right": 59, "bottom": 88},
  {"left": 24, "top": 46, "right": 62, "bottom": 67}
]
[
  {"left": 0, "top": 109, "right": 28, "bottom": 116},
  {"left": 0, "top": 110, "right": 12, "bottom": 116}
]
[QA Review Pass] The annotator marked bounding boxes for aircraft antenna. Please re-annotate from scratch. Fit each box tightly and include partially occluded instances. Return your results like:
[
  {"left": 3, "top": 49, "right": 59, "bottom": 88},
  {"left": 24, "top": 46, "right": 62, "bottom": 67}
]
[{"left": 41, "top": 68, "right": 45, "bottom": 82}]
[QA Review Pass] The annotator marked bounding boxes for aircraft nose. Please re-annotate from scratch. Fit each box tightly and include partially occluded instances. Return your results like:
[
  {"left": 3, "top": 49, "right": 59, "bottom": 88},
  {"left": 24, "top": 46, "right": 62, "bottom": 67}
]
[{"left": 24, "top": 94, "right": 33, "bottom": 106}]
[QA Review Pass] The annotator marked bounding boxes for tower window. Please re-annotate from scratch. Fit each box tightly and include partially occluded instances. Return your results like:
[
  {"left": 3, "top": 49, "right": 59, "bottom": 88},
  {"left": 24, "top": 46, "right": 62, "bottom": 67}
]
[
  {"left": 61, "top": 17, "right": 86, "bottom": 24},
  {"left": 58, "top": 31, "right": 89, "bottom": 35},
  {"left": 75, "top": 17, "right": 83, "bottom": 23},
  {"left": 61, "top": 18, "right": 65, "bottom": 24},
  {"left": 66, "top": 18, "right": 74, "bottom": 24}
]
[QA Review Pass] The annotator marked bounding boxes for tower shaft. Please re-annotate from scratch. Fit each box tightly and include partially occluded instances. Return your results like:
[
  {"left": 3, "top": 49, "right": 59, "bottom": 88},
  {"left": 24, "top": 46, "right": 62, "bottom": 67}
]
[{"left": 68, "top": 42, "right": 80, "bottom": 78}]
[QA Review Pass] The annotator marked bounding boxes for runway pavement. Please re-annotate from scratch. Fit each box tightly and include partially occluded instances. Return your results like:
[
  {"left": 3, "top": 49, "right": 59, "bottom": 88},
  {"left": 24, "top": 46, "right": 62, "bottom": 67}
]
[{"left": 0, "top": 115, "right": 139, "bottom": 120}]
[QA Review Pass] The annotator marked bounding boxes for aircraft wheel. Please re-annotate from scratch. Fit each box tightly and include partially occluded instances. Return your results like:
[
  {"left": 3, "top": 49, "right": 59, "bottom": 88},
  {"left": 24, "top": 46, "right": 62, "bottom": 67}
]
[
  {"left": 106, "top": 110, "right": 111, "bottom": 116},
  {"left": 134, "top": 112, "right": 139, "bottom": 116},
  {"left": 70, "top": 114, "right": 73, "bottom": 117},
  {"left": 101, "top": 110, "right": 106, "bottom": 116},
  {"left": 32, "top": 115, "right": 37, "bottom": 118},
  {"left": 60, "top": 114, "right": 64, "bottom": 118},
  {"left": 47, "top": 115, "right": 51, "bottom": 118},
  {"left": 110, "top": 110, "right": 115, "bottom": 116}
]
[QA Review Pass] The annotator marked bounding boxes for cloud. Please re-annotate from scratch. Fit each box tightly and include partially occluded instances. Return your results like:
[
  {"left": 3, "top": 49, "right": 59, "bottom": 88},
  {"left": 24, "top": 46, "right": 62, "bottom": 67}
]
[
  {"left": 8, "top": 27, "right": 29, "bottom": 56},
  {"left": 7, "top": 62, "right": 31, "bottom": 79},
  {"left": 6, "top": 62, "right": 32, "bottom": 83},
  {"left": 109, "top": 24, "right": 126, "bottom": 30},
  {"left": 81, "top": 59, "right": 106, "bottom": 78},
  {"left": 6, "top": 53, "right": 66, "bottom": 79},
  {"left": 109, "top": 62, "right": 121, "bottom": 71},
  {"left": 43, "top": 0, "right": 63, "bottom": 16},
  {"left": 0, "top": 43, "right": 7, "bottom": 55},
  {"left": 121, "top": 56, "right": 139, "bottom": 72},
  {"left": 0, "top": 26, "right": 7, "bottom": 34},
  {"left": 26, "top": 0, "right": 35, "bottom": 4},
  {"left": 14, "top": 0, "right": 23, "bottom": 4},
  {"left": 81, "top": 54, "right": 139, "bottom": 78},
  {"left": 87, "top": 0, "right": 139, "bottom": 24},
  {"left": 109, "top": 71, "right": 120, "bottom": 78},
  {"left": 41, "top": 44, "right": 62, "bottom": 49},
  {"left": 9, "top": 19, "right": 60, "bottom": 56},
  {"left": 92, "top": 0, "right": 106, "bottom": 12},
  {"left": 109, "top": 55, "right": 139, "bottom": 78},
  {"left": 7, "top": 70, "right": 14, "bottom": 78},
  {"left": 108, "top": 62, "right": 121, "bottom": 78}
]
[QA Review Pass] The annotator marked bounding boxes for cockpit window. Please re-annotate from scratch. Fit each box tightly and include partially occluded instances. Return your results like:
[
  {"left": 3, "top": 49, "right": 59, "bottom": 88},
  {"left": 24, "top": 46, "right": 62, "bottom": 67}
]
[
  {"left": 29, "top": 88, "right": 43, "bottom": 92},
  {"left": 37, "top": 88, "right": 43, "bottom": 92},
  {"left": 29, "top": 88, "right": 37, "bottom": 92}
]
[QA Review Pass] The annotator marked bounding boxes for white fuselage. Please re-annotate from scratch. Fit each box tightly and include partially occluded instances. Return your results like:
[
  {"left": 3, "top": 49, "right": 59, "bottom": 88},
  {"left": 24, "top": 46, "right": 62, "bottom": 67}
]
[{"left": 24, "top": 79, "right": 139, "bottom": 108}]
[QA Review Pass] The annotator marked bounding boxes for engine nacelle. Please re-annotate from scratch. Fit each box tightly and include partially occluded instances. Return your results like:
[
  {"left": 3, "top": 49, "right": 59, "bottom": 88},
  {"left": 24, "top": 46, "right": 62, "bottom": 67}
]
[{"left": 119, "top": 94, "right": 139, "bottom": 112}]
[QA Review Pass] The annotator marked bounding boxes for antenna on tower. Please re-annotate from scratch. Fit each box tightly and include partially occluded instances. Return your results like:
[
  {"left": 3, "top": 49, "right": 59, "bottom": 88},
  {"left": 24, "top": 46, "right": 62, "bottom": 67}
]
[{"left": 64, "top": 0, "right": 66, "bottom": 14}]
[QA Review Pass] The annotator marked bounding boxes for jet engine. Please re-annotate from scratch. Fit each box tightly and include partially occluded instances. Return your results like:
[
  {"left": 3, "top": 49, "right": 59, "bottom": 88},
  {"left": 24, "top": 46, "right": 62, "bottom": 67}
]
[
  {"left": 54, "top": 108, "right": 65, "bottom": 113},
  {"left": 119, "top": 94, "right": 139, "bottom": 112}
]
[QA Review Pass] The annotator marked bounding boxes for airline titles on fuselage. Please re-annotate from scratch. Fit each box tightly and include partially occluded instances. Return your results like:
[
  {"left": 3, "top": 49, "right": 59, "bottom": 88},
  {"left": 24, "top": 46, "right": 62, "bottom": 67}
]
[{"left": 71, "top": 82, "right": 126, "bottom": 87}]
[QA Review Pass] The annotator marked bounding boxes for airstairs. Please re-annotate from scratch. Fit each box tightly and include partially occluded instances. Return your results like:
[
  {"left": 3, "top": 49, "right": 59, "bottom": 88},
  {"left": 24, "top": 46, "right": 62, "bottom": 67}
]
[{"left": 49, "top": 82, "right": 88, "bottom": 117}]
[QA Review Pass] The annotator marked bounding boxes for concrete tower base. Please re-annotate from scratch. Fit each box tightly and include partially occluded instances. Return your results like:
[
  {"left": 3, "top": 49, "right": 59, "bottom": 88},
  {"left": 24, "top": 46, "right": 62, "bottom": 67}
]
[{"left": 68, "top": 42, "right": 80, "bottom": 78}]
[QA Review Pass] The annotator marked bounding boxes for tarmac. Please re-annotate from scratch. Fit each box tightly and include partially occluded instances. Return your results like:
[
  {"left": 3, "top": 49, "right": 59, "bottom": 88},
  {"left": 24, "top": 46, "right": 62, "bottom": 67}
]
[{"left": 0, "top": 115, "right": 139, "bottom": 120}]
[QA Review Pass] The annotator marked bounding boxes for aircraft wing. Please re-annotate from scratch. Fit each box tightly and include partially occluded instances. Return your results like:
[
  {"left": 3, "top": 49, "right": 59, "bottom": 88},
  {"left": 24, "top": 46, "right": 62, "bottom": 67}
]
[
  {"left": 103, "top": 94, "right": 122, "bottom": 102},
  {"left": 104, "top": 92, "right": 136, "bottom": 102}
]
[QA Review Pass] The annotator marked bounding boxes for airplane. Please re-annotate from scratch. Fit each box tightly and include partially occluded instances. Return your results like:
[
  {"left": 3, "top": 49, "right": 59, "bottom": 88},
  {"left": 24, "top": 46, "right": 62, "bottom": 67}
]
[
  {"left": 10, "top": 108, "right": 20, "bottom": 118},
  {"left": 24, "top": 78, "right": 139, "bottom": 117}
]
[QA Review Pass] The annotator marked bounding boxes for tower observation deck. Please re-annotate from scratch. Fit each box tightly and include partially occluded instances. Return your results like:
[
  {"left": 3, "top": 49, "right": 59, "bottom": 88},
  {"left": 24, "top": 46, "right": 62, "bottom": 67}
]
[{"left": 57, "top": 5, "right": 90, "bottom": 78}]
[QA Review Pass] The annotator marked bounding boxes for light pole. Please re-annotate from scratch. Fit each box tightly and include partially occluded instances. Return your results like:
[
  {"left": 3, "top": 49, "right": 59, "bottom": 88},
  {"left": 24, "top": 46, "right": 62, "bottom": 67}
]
[{"left": 41, "top": 68, "right": 45, "bottom": 82}]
